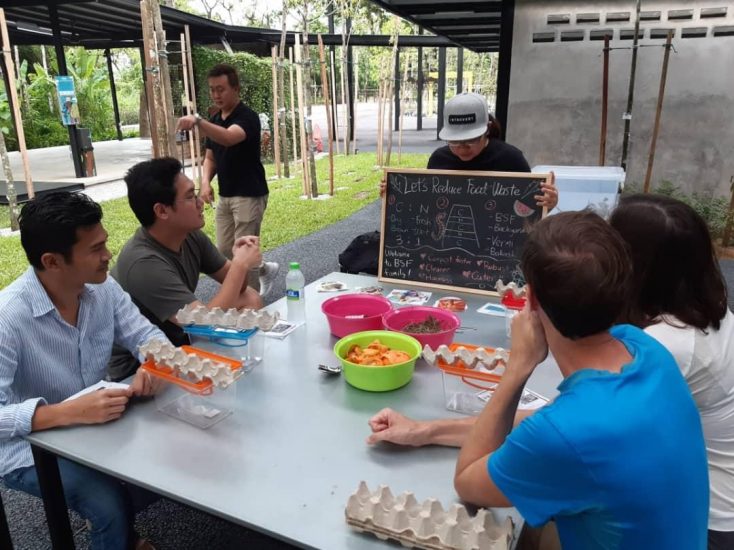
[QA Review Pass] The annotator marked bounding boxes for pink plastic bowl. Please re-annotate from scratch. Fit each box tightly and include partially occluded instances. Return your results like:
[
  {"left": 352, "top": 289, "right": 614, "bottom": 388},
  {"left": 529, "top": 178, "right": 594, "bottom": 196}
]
[
  {"left": 382, "top": 306, "right": 461, "bottom": 349},
  {"left": 321, "top": 294, "right": 394, "bottom": 338}
]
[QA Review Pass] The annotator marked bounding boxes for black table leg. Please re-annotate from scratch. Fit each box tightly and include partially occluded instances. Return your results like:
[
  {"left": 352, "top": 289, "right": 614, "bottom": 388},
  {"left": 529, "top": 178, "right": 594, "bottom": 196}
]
[
  {"left": 0, "top": 489, "right": 13, "bottom": 549},
  {"left": 31, "top": 445, "right": 75, "bottom": 549}
]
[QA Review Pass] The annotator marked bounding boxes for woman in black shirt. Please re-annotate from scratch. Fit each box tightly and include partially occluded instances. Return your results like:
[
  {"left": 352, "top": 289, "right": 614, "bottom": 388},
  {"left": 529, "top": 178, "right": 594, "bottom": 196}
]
[
  {"left": 432, "top": 93, "right": 556, "bottom": 208},
  {"left": 383, "top": 93, "right": 557, "bottom": 209}
]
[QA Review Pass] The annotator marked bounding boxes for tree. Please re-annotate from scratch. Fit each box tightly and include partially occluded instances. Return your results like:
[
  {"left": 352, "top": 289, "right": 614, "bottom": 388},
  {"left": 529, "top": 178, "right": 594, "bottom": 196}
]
[
  {"left": 332, "top": 0, "right": 359, "bottom": 155},
  {"left": 0, "top": 91, "right": 18, "bottom": 230}
]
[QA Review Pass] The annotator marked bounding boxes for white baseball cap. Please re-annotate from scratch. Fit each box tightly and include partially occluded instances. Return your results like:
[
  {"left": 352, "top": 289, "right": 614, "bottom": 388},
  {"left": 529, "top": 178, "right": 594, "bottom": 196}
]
[{"left": 438, "top": 93, "right": 490, "bottom": 141}]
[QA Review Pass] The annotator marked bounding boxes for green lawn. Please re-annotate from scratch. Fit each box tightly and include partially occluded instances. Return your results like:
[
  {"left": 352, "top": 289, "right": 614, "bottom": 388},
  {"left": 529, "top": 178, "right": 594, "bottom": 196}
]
[{"left": 0, "top": 152, "right": 429, "bottom": 289}]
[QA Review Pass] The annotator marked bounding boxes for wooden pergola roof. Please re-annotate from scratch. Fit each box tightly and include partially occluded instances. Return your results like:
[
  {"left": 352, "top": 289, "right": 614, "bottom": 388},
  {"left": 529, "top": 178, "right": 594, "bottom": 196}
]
[
  {"left": 366, "top": 0, "right": 505, "bottom": 52},
  {"left": 2, "top": 0, "right": 458, "bottom": 51}
]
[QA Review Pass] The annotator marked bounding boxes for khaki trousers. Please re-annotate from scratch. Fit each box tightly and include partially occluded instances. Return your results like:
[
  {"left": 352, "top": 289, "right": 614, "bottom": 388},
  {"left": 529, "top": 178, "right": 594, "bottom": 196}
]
[{"left": 215, "top": 194, "right": 268, "bottom": 290}]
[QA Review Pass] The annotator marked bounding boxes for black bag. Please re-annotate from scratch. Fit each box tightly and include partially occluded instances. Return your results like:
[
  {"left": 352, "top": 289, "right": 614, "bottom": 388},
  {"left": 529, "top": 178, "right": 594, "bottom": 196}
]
[{"left": 338, "top": 231, "right": 380, "bottom": 275}]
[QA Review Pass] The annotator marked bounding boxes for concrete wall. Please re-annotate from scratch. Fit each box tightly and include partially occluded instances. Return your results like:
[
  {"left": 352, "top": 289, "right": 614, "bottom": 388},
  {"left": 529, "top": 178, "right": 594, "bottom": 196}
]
[{"left": 506, "top": 0, "right": 734, "bottom": 195}]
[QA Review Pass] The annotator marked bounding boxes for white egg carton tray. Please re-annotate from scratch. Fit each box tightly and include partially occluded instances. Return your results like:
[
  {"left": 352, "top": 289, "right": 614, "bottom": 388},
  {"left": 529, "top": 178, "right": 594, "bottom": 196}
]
[
  {"left": 175, "top": 304, "right": 279, "bottom": 331},
  {"left": 422, "top": 345, "right": 509, "bottom": 371},
  {"left": 139, "top": 339, "right": 240, "bottom": 388},
  {"left": 346, "top": 482, "right": 513, "bottom": 550},
  {"left": 494, "top": 280, "right": 526, "bottom": 300}
]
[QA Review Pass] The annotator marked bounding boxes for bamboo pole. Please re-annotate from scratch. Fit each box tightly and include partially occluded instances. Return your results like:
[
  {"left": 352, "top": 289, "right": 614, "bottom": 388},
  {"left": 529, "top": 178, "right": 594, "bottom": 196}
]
[
  {"left": 0, "top": 130, "right": 17, "bottom": 229},
  {"left": 288, "top": 47, "right": 298, "bottom": 163},
  {"left": 184, "top": 25, "right": 202, "bottom": 184},
  {"left": 398, "top": 50, "right": 409, "bottom": 164},
  {"left": 301, "top": 32, "right": 318, "bottom": 197},
  {"left": 294, "top": 34, "right": 311, "bottom": 198},
  {"left": 277, "top": 17, "right": 290, "bottom": 178},
  {"left": 643, "top": 31, "right": 673, "bottom": 193},
  {"left": 339, "top": 46, "right": 348, "bottom": 155},
  {"left": 352, "top": 48, "right": 359, "bottom": 154},
  {"left": 318, "top": 35, "right": 335, "bottom": 195},
  {"left": 149, "top": 0, "right": 176, "bottom": 157},
  {"left": 140, "top": 19, "right": 159, "bottom": 153},
  {"left": 140, "top": 0, "right": 164, "bottom": 157},
  {"left": 270, "top": 45, "right": 282, "bottom": 178},
  {"left": 12, "top": 46, "right": 28, "bottom": 117},
  {"left": 0, "top": 8, "right": 33, "bottom": 200},
  {"left": 376, "top": 78, "right": 385, "bottom": 166},
  {"left": 599, "top": 34, "right": 610, "bottom": 166},
  {"left": 180, "top": 32, "right": 198, "bottom": 181},
  {"left": 385, "top": 37, "right": 398, "bottom": 167},
  {"left": 621, "top": 0, "right": 642, "bottom": 171},
  {"left": 385, "top": 74, "right": 394, "bottom": 166}
]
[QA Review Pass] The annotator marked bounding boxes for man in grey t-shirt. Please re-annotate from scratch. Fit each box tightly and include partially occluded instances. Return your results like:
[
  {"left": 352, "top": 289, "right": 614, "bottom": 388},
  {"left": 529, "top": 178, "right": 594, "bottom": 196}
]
[{"left": 108, "top": 157, "right": 262, "bottom": 380}]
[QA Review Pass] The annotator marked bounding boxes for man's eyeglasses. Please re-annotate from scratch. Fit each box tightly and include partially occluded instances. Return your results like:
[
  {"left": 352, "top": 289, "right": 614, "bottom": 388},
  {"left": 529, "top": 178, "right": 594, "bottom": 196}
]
[
  {"left": 447, "top": 135, "right": 483, "bottom": 147},
  {"left": 176, "top": 194, "right": 202, "bottom": 204}
]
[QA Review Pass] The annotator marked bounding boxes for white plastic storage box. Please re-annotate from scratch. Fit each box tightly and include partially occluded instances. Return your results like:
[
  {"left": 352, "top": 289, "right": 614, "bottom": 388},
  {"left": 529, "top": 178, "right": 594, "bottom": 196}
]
[{"left": 533, "top": 165, "right": 625, "bottom": 218}]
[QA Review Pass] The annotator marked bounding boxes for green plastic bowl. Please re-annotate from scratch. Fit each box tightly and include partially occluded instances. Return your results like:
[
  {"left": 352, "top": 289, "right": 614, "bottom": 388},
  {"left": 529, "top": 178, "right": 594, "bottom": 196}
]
[{"left": 334, "top": 330, "right": 422, "bottom": 392}]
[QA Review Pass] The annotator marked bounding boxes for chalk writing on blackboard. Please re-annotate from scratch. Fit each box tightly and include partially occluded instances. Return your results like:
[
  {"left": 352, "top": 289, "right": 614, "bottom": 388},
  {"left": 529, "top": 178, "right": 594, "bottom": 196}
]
[{"left": 379, "top": 169, "right": 550, "bottom": 295}]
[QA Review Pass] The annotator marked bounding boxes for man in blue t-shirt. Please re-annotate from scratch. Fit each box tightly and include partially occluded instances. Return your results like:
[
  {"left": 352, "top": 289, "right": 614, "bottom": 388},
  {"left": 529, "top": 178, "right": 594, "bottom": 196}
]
[{"left": 451, "top": 211, "right": 709, "bottom": 549}]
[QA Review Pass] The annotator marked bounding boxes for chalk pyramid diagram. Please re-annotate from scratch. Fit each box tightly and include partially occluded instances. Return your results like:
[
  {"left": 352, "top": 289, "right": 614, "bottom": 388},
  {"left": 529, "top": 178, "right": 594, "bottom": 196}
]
[{"left": 442, "top": 204, "right": 480, "bottom": 250}]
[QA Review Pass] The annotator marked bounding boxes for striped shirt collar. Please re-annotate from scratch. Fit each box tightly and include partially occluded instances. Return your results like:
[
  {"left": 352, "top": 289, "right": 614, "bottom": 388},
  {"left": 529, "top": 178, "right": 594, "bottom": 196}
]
[{"left": 23, "top": 266, "right": 96, "bottom": 319}]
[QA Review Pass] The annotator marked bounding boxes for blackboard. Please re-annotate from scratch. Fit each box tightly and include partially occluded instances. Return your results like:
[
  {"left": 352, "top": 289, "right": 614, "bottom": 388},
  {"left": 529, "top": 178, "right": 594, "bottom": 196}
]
[{"left": 379, "top": 168, "right": 550, "bottom": 296}]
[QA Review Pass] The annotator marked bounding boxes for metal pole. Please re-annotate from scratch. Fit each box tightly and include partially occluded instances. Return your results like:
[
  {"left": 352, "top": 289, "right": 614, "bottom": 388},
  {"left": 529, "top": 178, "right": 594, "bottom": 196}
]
[
  {"left": 599, "top": 34, "right": 610, "bottom": 165},
  {"left": 347, "top": 40, "right": 355, "bottom": 142},
  {"left": 495, "top": 0, "right": 515, "bottom": 139},
  {"left": 31, "top": 446, "right": 75, "bottom": 549},
  {"left": 327, "top": 3, "right": 337, "bottom": 140},
  {"left": 621, "top": 0, "right": 642, "bottom": 171},
  {"left": 49, "top": 4, "right": 84, "bottom": 178},
  {"left": 643, "top": 31, "right": 673, "bottom": 193},
  {"left": 393, "top": 47, "right": 400, "bottom": 131},
  {"left": 456, "top": 47, "right": 464, "bottom": 94},
  {"left": 0, "top": 491, "right": 12, "bottom": 550},
  {"left": 417, "top": 42, "right": 424, "bottom": 131},
  {"left": 105, "top": 48, "right": 123, "bottom": 141},
  {"left": 436, "top": 46, "right": 446, "bottom": 140}
]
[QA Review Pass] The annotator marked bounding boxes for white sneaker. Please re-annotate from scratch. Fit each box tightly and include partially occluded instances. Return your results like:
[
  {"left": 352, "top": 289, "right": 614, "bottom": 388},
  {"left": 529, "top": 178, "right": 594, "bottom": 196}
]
[{"left": 259, "top": 261, "right": 280, "bottom": 296}]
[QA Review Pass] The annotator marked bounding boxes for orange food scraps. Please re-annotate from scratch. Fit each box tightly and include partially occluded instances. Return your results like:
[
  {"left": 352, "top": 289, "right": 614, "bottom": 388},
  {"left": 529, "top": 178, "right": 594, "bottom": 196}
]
[{"left": 346, "top": 340, "right": 411, "bottom": 366}]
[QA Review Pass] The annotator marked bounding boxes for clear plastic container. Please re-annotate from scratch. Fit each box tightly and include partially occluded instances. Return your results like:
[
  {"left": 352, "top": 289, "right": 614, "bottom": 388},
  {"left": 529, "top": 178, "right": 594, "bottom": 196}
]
[
  {"left": 533, "top": 165, "right": 625, "bottom": 218},
  {"left": 435, "top": 343, "right": 505, "bottom": 415},
  {"left": 286, "top": 261, "right": 306, "bottom": 324},
  {"left": 154, "top": 379, "right": 237, "bottom": 429},
  {"left": 142, "top": 346, "right": 242, "bottom": 429},
  {"left": 501, "top": 295, "right": 525, "bottom": 340},
  {"left": 184, "top": 326, "right": 265, "bottom": 372}
]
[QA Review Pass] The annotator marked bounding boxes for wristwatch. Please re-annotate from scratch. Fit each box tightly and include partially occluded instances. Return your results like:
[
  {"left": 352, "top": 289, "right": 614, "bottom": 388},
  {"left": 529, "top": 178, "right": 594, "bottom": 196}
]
[{"left": 193, "top": 113, "right": 203, "bottom": 126}]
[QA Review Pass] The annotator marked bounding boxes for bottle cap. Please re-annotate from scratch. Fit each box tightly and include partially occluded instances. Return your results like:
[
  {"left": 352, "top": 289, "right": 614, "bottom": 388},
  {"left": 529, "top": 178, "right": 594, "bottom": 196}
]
[{"left": 289, "top": 262, "right": 300, "bottom": 270}]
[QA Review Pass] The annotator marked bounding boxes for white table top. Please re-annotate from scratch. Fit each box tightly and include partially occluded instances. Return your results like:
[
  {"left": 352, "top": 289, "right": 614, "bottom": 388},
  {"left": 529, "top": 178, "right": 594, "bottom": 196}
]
[{"left": 26, "top": 273, "right": 562, "bottom": 549}]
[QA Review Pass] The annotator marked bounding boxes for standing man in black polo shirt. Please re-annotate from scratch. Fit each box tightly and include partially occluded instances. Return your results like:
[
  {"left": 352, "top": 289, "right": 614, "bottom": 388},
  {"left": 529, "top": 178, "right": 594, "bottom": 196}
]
[{"left": 176, "top": 63, "right": 278, "bottom": 295}]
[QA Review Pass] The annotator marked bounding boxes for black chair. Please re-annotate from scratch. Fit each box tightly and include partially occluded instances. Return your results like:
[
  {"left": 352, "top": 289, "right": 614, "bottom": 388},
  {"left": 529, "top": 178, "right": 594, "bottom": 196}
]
[{"left": 0, "top": 490, "right": 13, "bottom": 549}]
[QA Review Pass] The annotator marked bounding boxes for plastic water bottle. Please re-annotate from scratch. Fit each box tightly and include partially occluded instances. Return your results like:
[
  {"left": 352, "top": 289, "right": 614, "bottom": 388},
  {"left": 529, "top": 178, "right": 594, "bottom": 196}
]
[{"left": 286, "top": 262, "right": 306, "bottom": 324}]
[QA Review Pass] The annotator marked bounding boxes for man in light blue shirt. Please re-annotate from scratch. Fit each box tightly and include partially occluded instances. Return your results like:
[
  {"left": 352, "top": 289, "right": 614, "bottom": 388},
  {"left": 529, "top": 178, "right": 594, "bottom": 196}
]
[{"left": 0, "top": 192, "right": 165, "bottom": 550}]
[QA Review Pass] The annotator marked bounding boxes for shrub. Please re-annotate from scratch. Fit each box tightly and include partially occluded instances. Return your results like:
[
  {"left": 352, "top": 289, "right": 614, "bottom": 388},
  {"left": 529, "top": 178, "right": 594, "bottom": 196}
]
[
  {"left": 191, "top": 46, "right": 273, "bottom": 118},
  {"left": 625, "top": 180, "right": 732, "bottom": 239}
]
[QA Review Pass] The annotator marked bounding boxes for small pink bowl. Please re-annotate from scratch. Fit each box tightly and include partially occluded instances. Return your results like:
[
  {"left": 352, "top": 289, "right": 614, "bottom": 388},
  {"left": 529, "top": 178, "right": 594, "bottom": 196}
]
[
  {"left": 382, "top": 306, "right": 461, "bottom": 349},
  {"left": 322, "top": 294, "right": 393, "bottom": 338}
]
